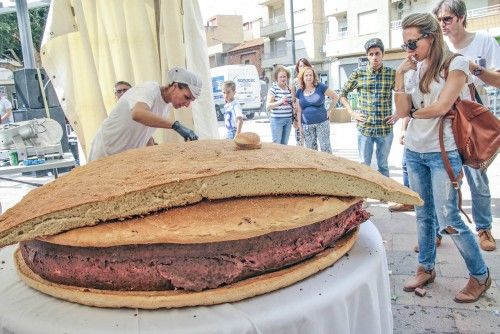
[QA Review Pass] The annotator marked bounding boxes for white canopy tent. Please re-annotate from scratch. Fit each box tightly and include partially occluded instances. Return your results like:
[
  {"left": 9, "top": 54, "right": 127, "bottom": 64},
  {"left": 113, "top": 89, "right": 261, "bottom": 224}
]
[{"left": 40, "top": 0, "right": 218, "bottom": 158}]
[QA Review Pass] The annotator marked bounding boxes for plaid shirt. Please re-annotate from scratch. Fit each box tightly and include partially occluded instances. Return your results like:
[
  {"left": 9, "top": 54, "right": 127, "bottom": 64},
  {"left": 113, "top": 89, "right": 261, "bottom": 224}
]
[{"left": 340, "top": 65, "right": 395, "bottom": 137}]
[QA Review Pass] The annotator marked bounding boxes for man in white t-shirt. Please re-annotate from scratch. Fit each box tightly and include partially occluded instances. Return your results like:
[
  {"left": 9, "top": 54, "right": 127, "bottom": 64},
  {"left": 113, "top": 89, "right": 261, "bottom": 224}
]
[
  {"left": 0, "top": 93, "right": 13, "bottom": 124},
  {"left": 434, "top": 0, "right": 499, "bottom": 251},
  {"left": 89, "top": 67, "right": 202, "bottom": 161}
]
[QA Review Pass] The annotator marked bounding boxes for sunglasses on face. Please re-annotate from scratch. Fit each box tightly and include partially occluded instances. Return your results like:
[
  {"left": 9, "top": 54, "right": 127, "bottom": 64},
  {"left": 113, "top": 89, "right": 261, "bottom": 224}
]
[
  {"left": 401, "top": 34, "right": 429, "bottom": 51},
  {"left": 114, "top": 88, "right": 128, "bottom": 95},
  {"left": 437, "top": 15, "right": 455, "bottom": 25}
]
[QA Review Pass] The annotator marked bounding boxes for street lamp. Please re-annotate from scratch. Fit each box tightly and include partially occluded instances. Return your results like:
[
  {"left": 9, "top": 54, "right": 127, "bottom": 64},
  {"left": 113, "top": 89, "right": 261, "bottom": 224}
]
[{"left": 276, "top": 0, "right": 296, "bottom": 66}]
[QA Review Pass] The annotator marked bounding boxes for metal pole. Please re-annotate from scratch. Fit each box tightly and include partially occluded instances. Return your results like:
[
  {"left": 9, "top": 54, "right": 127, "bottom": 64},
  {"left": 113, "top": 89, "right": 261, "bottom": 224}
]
[
  {"left": 15, "top": 0, "right": 36, "bottom": 68},
  {"left": 290, "top": 0, "right": 296, "bottom": 66}
]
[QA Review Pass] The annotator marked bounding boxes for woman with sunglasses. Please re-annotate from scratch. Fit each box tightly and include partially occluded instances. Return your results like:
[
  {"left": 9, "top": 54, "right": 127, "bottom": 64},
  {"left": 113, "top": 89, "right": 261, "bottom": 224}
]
[{"left": 394, "top": 13, "right": 491, "bottom": 303}]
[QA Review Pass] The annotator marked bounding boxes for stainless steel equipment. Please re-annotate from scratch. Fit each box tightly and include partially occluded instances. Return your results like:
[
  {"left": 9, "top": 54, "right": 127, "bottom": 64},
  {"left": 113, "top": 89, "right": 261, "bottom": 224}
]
[{"left": 0, "top": 118, "right": 64, "bottom": 162}]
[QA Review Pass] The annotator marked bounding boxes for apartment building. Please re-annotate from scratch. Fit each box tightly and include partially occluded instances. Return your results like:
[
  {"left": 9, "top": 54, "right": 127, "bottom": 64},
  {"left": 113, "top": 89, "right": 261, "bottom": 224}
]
[
  {"left": 259, "top": 0, "right": 329, "bottom": 83},
  {"left": 324, "top": 0, "right": 500, "bottom": 89},
  {"left": 205, "top": 0, "right": 498, "bottom": 97}
]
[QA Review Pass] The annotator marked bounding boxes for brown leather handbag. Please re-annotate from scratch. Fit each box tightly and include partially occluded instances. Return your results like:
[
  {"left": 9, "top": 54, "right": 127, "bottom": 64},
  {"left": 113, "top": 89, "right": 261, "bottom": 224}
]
[
  {"left": 438, "top": 55, "right": 500, "bottom": 223},
  {"left": 446, "top": 94, "right": 500, "bottom": 170},
  {"left": 440, "top": 54, "right": 500, "bottom": 170}
]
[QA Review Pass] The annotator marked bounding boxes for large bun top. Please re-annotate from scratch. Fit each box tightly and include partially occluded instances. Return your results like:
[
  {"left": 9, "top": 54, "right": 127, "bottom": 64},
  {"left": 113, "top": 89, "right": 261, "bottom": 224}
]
[{"left": 0, "top": 140, "right": 421, "bottom": 247}]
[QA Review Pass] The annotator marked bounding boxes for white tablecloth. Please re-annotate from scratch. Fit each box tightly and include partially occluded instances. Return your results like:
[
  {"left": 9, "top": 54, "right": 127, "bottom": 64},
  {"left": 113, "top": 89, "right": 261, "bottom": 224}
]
[{"left": 0, "top": 221, "right": 392, "bottom": 334}]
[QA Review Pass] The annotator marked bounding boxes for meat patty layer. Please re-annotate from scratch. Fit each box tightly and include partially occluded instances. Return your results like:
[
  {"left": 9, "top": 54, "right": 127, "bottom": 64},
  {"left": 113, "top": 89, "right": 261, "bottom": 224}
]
[{"left": 20, "top": 202, "right": 369, "bottom": 292}]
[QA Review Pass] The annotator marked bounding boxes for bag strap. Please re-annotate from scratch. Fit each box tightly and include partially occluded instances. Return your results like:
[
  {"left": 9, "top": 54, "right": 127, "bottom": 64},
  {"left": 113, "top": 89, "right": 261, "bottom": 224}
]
[
  {"left": 441, "top": 53, "right": 473, "bottom": 223},
  {"left": 438, "top": 116, "right": 472, "bottom": 224}
]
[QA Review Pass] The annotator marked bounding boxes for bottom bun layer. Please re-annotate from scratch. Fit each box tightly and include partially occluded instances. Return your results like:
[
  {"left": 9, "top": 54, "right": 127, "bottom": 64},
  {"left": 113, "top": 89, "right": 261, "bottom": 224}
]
[{"left": 15, "top": 227, "right": 358, "bottom": 309}]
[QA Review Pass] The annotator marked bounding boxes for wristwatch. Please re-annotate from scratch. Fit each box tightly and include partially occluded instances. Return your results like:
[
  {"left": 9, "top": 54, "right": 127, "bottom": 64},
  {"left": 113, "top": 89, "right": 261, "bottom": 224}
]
[{"left": 472, "top": 66, "right": 483, "bottom": 77}]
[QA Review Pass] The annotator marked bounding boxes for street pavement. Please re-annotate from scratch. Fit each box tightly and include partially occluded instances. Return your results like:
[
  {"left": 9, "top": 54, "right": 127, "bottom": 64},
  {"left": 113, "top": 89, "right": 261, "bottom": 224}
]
[
  {"left": 226, "top": 114, "right": 500, "bottom": 333},
  {"left": 0, "top": 114, "right": 498, "bottom": 333}
]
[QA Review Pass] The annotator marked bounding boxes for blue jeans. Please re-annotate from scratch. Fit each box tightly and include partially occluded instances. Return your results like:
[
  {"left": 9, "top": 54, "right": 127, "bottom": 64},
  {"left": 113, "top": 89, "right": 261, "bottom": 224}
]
[
  {"left": 406, "top": 149, "right": 488, "bottom": 281},
  {"left": 357, "top": 132, "right": 394, "bottom": 177},
  {"left": 270, "top": 117, "right": 292, "bottom": 145},
  {"left": 402, "top": 148, "right": 409, "bottom": 187},
  {"left": 226, "top": 128, "right": 236, "bottom": 139},
  {"left": 463, "top": 166, "right": 492, "bottom": 231}
]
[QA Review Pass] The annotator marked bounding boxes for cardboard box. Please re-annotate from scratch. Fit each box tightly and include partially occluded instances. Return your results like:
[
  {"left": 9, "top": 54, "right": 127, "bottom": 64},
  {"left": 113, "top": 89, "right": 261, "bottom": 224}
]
[{"left": 329, "top": 107, "right": 352, "bottom": 123}]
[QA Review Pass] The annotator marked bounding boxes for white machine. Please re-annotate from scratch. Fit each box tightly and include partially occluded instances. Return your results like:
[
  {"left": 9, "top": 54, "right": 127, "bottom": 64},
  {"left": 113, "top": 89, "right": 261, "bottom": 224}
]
[{"left": 0, "top": 118, "right": 64, "bottom": 162}]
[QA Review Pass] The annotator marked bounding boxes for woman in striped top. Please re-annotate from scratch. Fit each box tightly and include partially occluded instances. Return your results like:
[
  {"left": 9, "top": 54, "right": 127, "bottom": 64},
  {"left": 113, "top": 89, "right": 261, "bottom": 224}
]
[{"left": 266, "top": 65, "right": 294, "bottom": 145}]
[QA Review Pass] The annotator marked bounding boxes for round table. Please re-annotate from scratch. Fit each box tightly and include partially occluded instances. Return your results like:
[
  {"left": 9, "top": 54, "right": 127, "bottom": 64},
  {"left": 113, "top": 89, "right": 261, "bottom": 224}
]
[{"left": 0, "top": 221, "right": 392, "bottom": 334}]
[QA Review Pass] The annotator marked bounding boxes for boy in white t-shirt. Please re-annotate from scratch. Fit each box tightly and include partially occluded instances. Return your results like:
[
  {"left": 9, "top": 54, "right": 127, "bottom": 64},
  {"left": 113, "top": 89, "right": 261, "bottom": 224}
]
[{"left": 222, "top": 81, "right": 243, "bottom": 139}]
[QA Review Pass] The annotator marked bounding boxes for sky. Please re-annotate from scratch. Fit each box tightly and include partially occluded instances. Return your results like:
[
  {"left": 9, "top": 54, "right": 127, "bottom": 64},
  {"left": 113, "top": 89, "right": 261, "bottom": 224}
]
[{"left": 198, "top": 0, "right": 262, "bottom": 24}]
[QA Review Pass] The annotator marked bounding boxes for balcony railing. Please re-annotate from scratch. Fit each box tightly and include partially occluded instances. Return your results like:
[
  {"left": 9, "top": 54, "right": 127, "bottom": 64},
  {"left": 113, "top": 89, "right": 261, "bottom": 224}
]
[
  {"left": 261, "top": 15, "right": 287, "bottom": 37},
  {"left": 327, "top": 30, "right": 349, "bottom": 40},
  {"left": 262, "top": 49, "right": 288, "bottom": 60},
  {"left": 261, "top": 14, "right": 286, "bottom": 28},
  {"left": 468, "top": 4, "right": 500, "bottom": 19},
  {"left": 391, "top": 4, "right": 499, "bottom": 30}
]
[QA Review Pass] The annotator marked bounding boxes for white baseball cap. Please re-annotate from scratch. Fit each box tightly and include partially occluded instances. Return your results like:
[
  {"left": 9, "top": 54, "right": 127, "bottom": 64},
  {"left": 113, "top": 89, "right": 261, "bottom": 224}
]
[{"left": 167, "top": 67, "right": 202, "bottom": 99}]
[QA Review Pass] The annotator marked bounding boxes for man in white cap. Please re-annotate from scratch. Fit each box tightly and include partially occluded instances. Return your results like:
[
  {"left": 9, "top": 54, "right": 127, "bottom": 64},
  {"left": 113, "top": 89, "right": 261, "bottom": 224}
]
[{"left": 89, "top": 67, "right": 202, "bottom": 161}]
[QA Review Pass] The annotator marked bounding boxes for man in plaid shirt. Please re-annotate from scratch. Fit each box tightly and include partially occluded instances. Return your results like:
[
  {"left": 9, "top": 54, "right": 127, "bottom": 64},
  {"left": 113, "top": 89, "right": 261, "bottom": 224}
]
[{"left": 339, "top": 38, "right": 396, "bottom": 177}]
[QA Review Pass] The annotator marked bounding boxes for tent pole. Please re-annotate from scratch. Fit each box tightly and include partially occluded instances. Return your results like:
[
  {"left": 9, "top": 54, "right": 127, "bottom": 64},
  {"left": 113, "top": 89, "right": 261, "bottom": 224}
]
[{"left": 15, "top": 0, "right": 36, "bottom": 68}]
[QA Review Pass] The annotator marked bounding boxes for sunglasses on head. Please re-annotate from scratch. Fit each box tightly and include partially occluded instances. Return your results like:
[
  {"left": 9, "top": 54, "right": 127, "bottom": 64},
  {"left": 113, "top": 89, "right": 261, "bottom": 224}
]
[
  {"left": 401, "top": 34, "right": 429, "bottom": 51},
  {"left": 437, "top": 15, "right": 455, "bottom": 25}
]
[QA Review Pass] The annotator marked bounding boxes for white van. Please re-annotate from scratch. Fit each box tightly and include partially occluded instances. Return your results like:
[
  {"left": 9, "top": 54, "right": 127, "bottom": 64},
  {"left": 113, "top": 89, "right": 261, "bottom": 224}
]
[{"left": 210, "top": 64, "right": 262, "bottom": 120}]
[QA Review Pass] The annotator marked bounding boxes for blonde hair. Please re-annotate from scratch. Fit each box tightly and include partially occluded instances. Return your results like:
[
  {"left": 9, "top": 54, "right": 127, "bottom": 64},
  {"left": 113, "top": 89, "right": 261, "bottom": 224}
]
[
  {"left": 402, "top": 13, "right": 451, "bottom": 94},
  {"left": 222, "top": 80, "right": 236, "bottom": 92},
  {"left": 297, "top": 66, "right": 319, "bottom": 88}
]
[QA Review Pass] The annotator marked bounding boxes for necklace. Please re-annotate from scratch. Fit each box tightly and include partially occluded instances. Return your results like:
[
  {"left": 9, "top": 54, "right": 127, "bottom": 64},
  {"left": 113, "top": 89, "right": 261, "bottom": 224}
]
[{"left": 304, "top": 87, "right": 315, "bottom": 95}]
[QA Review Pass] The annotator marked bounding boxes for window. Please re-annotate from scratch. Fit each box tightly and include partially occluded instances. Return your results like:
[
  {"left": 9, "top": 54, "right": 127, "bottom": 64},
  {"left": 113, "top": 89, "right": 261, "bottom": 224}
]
[
  {"left": 358, "top": 10, "right": 378, "bottom": 36},
  {"left": 338, "top": 17, "right": 347, "bottom": 33},
  {"left": 245, "top": 60, "right": 250, "bottom": 64},
  {"left": 327, "top": 14, "right": 348, "bottom": 40}
]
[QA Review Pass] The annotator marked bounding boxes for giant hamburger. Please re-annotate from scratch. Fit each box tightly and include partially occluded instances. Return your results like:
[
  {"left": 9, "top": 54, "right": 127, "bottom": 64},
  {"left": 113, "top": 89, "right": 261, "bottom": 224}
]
[{"left": 0, "top": 139, "right": 422, "bottom": 309}]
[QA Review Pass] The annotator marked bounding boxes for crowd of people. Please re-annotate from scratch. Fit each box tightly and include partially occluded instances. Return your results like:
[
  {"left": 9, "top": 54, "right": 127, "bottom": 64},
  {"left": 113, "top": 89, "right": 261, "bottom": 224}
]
[{"left": 10, "top": 0, "right": 491, "bottom": 305}]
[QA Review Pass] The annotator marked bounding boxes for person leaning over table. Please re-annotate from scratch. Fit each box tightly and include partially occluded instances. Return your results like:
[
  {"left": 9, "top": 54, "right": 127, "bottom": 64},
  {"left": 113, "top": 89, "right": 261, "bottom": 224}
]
[
  {"left": 395, "top": 13, "right": 491, "bottom": 303},
  {"left": 295, "top": 66, "right": 338, "bottom": 153},
  {"left": 89, "top": 67, "right": 201, "bottom": 161},
  {"left": 113, "top": 80, "right": 157, "bottom": 146}
]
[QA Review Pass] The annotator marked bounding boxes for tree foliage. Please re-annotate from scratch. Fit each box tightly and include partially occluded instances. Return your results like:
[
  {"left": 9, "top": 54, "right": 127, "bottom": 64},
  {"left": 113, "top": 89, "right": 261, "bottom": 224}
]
[{"left": 0, "top": 6, "right": 49, "bottom": 65}]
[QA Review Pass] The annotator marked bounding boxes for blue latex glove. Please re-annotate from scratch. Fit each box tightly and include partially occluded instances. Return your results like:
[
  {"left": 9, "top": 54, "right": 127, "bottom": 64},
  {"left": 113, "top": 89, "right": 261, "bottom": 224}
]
[{"left": 172, "top": 121, "right": 198, "bottom": 141}]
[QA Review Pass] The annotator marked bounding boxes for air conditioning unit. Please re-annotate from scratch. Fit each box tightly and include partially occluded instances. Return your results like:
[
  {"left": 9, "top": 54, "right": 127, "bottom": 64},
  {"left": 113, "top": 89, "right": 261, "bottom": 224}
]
[{"left": 396, "top": 0, "right": 411, "bottom": 10}]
